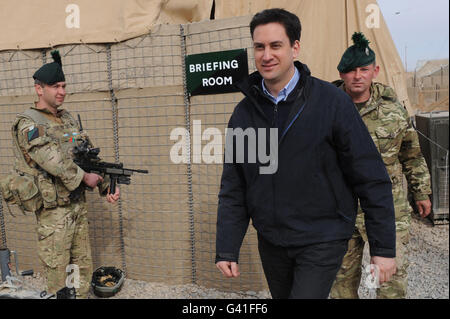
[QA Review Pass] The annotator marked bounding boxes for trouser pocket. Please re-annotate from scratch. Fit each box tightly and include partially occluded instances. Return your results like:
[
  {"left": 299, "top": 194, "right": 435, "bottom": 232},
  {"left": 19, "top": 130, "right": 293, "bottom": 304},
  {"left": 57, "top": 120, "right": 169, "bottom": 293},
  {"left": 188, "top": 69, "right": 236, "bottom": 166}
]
[
  {"left": 36, "top": 226, "right": 58, "bottom": 268},
  {"left": 36, "top": 207, "right": 73, "bottom": 269}
]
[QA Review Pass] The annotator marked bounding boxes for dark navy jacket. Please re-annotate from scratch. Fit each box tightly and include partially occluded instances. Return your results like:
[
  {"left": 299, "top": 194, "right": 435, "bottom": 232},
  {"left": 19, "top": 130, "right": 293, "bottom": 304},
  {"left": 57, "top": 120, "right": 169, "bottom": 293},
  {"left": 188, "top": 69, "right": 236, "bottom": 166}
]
[{"left": 216, "top": 61, "right": 396, "bottom": 262}]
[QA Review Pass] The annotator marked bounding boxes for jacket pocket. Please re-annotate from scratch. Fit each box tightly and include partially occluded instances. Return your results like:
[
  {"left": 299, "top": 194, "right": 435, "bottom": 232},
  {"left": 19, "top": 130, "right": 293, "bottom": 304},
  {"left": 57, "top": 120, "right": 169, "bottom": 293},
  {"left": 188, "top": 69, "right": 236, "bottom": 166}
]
[{"left": 374, "top": 125, "right": 402, "bottom": 155}]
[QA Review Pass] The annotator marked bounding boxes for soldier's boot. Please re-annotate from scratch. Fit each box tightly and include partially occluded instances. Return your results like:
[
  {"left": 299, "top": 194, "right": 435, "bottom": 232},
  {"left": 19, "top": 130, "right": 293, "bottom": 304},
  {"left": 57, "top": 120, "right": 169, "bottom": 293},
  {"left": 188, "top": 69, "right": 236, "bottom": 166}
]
[{"left": 329, "top": 231, "right": 365, "bottom": 299}]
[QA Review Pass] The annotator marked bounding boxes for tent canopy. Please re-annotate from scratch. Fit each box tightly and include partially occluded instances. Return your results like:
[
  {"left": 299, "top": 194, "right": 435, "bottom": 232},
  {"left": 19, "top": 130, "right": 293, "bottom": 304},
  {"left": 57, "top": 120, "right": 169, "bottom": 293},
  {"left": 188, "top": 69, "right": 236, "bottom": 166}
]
[
  {"left": 0, "top": 0, "right": 410, "bottom": 111},
  {"left": 0, "top": 0, "right": 213, "bottom": 50}
]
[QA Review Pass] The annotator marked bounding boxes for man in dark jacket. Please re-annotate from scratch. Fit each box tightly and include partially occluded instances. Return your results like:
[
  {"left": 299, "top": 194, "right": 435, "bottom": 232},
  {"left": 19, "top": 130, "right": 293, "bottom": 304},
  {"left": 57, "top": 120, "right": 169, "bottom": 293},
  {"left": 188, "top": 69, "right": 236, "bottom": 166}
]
[{"left": 215, "top": 8, "right": 397, "bottom": 299}]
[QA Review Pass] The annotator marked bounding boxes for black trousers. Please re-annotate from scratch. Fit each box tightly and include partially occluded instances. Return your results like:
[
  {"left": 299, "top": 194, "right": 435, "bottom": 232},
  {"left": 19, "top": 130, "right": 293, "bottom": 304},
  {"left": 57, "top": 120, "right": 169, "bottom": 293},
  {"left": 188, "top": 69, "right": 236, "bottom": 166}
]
[{"left": 257, "top": 234, "right": 349, "bottom": 299}]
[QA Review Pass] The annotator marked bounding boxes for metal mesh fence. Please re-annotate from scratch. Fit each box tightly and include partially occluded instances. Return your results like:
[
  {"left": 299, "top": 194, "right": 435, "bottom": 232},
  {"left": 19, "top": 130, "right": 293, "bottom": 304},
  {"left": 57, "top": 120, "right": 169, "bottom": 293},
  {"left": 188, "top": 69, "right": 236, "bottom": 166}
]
[
  {"left": 0, "top": 50, "right": 43, "bottom": 96},
  {"left": 111, "top": 24, "right": 183, "bottom": 90},
  {"left": 116, "top": 87, "right": 192, "bottom": 284},
  {"left": 0, "top": 16, "right": 267, "bottom": 292}
]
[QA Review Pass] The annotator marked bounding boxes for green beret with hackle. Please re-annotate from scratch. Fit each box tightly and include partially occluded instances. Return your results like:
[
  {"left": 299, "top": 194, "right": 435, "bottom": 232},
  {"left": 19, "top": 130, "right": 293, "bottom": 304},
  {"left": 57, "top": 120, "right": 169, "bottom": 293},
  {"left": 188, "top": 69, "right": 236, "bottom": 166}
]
[
  {"left": 337, "top": 32, "right": 376, "bottom": 73},
  {"left": 33, "top": 50, "right": 65, "bottom": 84}
]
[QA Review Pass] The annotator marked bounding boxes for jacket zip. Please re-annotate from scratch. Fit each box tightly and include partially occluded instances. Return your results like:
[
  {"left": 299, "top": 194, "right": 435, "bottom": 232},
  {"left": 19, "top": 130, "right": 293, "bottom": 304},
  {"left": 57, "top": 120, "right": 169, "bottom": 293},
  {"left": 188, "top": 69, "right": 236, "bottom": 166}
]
[{"left": 280, "top": 101, "right": 307, "bottom": 142}]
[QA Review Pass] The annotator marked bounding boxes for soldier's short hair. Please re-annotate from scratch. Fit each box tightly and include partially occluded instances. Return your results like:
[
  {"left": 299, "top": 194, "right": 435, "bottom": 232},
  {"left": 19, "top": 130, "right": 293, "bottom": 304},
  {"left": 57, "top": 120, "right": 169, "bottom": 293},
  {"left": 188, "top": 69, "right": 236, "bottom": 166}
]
[
  {"left": 34, "top": 79, "right": 45, "bottom": 87},
  {"left": 250, "top": 8, "right": 302, "bottom": 46}
]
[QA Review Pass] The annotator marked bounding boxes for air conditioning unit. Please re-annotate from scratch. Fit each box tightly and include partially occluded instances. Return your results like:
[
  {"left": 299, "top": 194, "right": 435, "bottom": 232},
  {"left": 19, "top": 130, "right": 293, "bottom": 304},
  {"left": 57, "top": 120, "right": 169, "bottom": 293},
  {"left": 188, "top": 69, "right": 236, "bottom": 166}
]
[{"left": 415, "top": 111, "right": 449, "bottom": 224}]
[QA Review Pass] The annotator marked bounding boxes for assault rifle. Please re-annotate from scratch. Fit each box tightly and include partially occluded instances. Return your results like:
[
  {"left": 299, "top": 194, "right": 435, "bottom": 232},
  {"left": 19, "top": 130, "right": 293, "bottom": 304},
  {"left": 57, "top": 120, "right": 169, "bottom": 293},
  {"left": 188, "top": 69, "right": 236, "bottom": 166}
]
[{"left": 72, "top": 115, "right": 148, "bottom": 196}]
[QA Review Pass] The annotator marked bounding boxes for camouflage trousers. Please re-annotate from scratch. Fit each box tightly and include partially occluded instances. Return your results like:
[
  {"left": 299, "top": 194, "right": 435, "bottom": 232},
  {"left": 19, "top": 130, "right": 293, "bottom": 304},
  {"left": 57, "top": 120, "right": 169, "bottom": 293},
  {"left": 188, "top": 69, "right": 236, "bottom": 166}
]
[
  {"left": 35, "top": 201, "right": 93, "bottom": 298},
  {"left": 330, "top": 209, "right": 411, "bottom": 299}
]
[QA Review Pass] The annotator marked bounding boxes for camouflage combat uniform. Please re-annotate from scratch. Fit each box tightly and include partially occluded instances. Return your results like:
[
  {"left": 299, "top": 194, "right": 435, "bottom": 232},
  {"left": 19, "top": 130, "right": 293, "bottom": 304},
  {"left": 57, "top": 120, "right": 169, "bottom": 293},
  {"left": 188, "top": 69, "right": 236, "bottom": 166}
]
[
  {"left": 13, "top": 106, "right": 107, "bottom": 298},
  {"left": 330, "top": 81, "right": 432, "bottom": 299}
]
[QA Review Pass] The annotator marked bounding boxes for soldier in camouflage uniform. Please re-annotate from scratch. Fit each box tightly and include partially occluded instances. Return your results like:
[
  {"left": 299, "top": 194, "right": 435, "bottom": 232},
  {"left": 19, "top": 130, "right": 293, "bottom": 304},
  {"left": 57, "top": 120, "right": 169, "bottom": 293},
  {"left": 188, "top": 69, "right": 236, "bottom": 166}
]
[
  {"left": 13, "top": 51, "right": 120, "bottom": 298},
  {"left": 329, "top": 33, "right": 432, "bottom": 299}
]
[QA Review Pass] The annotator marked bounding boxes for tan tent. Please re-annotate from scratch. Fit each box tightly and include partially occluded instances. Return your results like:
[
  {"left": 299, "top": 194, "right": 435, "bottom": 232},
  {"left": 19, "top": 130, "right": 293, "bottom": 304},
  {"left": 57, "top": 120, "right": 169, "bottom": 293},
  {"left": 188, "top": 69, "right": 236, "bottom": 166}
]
[
  {"left": 0, "top": 0, "right": 213, "bottom": 50},
  {"left": 0, "top": 0, "right": 412, "bottom": 292},
  {"left": 0, "top": 0, "right": 409, "bottom": 111}
]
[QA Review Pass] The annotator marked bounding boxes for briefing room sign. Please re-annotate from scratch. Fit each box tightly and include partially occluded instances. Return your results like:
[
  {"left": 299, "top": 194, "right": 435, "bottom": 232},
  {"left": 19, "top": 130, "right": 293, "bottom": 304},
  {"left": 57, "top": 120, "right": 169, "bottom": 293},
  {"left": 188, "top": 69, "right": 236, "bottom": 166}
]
[{"left": 185, "top": 49, "right": 248, "bottom": 96}]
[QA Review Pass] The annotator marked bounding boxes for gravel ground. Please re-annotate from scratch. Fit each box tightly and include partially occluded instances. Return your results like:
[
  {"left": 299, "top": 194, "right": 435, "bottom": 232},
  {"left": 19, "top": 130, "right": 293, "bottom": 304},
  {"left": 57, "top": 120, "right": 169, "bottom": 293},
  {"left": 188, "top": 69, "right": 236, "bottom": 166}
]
[
  {"left": 358, "top": 213, "right": 449, "bottom": 299},
  {"left": 6, "top": 213, "right": 449, "bottom": 299}
]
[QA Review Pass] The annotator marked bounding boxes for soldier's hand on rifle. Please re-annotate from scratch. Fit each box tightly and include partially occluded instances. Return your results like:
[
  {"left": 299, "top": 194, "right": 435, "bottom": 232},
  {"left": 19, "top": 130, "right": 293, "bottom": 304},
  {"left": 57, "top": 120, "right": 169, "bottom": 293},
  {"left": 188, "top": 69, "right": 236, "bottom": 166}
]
[
  {"left": 106, "top": 186, "right": 120, "bottom": 204},
  {"left": 82, "top": 172, "right": 104, "bottom": 188}
]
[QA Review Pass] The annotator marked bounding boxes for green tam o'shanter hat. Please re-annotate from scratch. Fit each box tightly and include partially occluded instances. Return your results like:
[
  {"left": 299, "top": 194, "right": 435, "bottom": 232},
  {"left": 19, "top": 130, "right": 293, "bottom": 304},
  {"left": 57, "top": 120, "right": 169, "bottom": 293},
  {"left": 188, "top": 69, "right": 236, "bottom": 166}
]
[
  {"left": 337, "top": 32, "right": 376, "bottom": 73},
  {"left": 33, "top": 50, "right": 65, "bottom": 84}
]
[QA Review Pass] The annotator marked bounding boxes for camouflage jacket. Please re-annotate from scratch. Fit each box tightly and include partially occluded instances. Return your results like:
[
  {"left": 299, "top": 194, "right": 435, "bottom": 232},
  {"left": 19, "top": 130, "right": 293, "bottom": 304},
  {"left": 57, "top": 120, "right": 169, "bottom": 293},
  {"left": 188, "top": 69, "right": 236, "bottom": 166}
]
[
  {"left": 333, "top": 81, "right": 431, "bottom": 212},
  {"left": 13, "top": 106, "right": 108, "bottom": 207}
]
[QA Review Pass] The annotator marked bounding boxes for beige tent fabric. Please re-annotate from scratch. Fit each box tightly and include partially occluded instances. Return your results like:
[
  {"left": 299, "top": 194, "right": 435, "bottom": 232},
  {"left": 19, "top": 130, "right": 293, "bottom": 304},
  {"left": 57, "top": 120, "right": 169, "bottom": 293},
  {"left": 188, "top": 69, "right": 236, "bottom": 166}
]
[
  {"left": 0, "top": 0, "right": 212, "bottom": 51},
  {"left": 214, "top": 0, "right": 412, "bottom": 114},
  {"left": 1, "top": 0, "right": 409, "bottom": 112}
]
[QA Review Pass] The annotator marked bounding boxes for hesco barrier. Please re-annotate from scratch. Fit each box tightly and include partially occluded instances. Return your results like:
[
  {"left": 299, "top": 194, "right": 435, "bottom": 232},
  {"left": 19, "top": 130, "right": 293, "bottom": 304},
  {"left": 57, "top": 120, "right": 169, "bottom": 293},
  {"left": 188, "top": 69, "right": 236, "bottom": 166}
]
[{"left": 0, "top": 16, "right": 268, "bottom": 292}]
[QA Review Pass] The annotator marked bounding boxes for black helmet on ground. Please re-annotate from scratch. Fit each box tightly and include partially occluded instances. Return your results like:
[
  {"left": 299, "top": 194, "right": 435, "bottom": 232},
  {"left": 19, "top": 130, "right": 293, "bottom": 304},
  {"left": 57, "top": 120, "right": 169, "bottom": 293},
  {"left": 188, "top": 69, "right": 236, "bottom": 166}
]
[{"left": 91, "top": 266, "right": 125, "bottom": 298}]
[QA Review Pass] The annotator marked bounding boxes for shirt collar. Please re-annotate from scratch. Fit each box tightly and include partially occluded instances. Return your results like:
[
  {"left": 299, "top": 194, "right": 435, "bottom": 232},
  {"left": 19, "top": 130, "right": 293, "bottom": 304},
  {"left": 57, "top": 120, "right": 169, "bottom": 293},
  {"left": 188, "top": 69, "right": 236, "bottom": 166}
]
[
  {"left": 262, "top": 67, "right": 300, "bottom": 105},
  {"left": 32, "top": 103, "right": 66, "bottom": 118}
]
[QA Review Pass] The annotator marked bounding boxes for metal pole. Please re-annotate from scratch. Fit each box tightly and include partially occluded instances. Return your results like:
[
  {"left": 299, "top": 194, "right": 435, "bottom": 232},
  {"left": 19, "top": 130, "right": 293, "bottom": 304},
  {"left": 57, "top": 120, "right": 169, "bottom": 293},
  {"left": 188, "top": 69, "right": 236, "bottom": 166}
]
[
  {"left": 180, "top": 24, "right": 197, "bottom": 285},
  {"left": 0, "top": 197, "right": 6, "bottom": 250},
  {"left": 106, "top": 43, "right": 127, "bottom": 276}
]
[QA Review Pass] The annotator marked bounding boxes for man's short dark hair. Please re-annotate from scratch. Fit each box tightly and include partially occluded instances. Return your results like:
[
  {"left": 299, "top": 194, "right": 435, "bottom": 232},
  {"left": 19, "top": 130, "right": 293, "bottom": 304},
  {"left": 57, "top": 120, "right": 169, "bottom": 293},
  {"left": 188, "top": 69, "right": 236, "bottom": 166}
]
[
  {"left": 34, "top": 79, "right": 45, "bottom": 87},
  {"left": 250, "top": 8, "right": 302, "bottom": 46}
]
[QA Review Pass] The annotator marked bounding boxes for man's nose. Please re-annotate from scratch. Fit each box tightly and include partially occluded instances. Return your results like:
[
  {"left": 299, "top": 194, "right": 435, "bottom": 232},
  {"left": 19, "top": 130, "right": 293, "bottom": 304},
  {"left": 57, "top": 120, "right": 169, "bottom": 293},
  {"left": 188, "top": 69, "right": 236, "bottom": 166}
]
[
  {"left": 57, "top": 87, "right": 66, "bottom": 95},
  {"left": 262, "top": 48, "right": 272, "bottom": 61},
  {"left": 354, "top": 69, "right": 362, "bottom": 78}
]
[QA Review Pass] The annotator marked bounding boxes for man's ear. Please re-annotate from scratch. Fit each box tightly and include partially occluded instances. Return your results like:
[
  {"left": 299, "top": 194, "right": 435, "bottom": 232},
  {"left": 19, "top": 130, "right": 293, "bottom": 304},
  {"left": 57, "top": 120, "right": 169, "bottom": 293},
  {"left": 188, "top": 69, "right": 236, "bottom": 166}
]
[
  {"left": 292, "top": 40, "right": 300, "bottom": 59},
  {"left": 373, "top": 65, "right": 380, "bottom": 79},
  {"left": 34, "top": 83, "right": 43, "bottom": 97}
]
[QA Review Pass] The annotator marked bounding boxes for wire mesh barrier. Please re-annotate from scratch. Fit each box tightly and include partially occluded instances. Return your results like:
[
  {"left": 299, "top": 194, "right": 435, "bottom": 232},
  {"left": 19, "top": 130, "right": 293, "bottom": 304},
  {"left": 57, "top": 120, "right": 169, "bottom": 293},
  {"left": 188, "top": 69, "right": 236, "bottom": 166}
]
[
  {"left": 0, "top": 50, "right": 44, "bottom": 96},
  {"left": 0, "top": 16, "right": 269, "bottom": 292}
]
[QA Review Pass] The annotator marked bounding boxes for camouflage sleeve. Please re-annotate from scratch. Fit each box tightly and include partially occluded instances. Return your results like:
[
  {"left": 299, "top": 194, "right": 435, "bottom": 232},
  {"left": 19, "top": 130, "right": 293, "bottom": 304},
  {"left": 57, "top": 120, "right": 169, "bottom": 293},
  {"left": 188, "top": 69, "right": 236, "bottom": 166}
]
[
  {"left": 16, "top": 118, "right": 85, "bottom": 191},
  {"left": 398, "top": 108, "right": 432, "bottom": 201}
]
